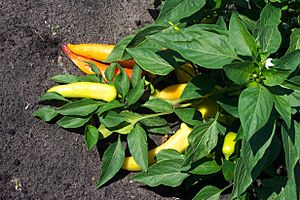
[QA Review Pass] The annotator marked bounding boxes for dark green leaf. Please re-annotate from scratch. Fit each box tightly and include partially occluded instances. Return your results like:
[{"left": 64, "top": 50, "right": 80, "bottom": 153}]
[
  {"left": 97, "top": 136, "right": 125, "bottom": 188},
  {"left": 185, "top": 120, "right": 219, "bottom": 162},
  {"left": 149, "top": 25, "right": 238, "bottom": 69},
  {"left": 131, "top": 64, "right": 142, "bottom": 88},
  {"left": 229, "top": 13, "right": 257, "bottom": 56},
  {"left": 217, "top": 99, "right": 239, "bottom": 118},
  {"left": 114, "top": 66, "right": 130, "bottom": 97},
  {"left": 104, "top": 35, "right": 135, "bottom": 62},
  {"left": 57, "top": 99, "right": 101, "bottom": 116},
  {"left": 238, "top": 14, "right": 256, "bottom": 33},
  {"left": 140, "top": 117, "right": 172, "bottom": 134},
  {"left": 174, "top": 108, "right": 202, "bottom": 126},
  {"left": 273, "top": 95, "right": 291, "bottom": 127},
  {"left": 143, "top": 98, "right": 173, "bottom": 113},
  {"left": 190, "top": 160, "right": 221, "bottom": 175},
  {"left": 263, "top": 68, "right": 291, "bottom": 86},
  {"left": 105, "top": 63, "right": 118, "bottom": 82},
  {"left": 193, "top": 185, "right": 222, "bottom": 200},
  {"left": 100, "top": 111, "right": 125, "bottom": 128},
  {"left": 39, "top": 92, "right": 70, "bottom": 102},
  {"left": 180, "top": 74, "right": 215, "bottom": 101},
  {"left": 238, "top": 85, "right": 273, "bottom": 140},
  {"left": 84, "top": 61, "right": 101, "bottom": 76},
  {"left": 33, "top": 106, "right": 58, "bottom": 122},
  {"left": 231, "top": 118, "right": 276, "bottom": 198},
  {"left": 56, "top": 116, "right": 90, "bottom": 128},
  {"left": 127, "top": 124, "right": 148, "bottom": 171},
  {"left": 256, "top": 5, "right": 282, "bottom": 54},
  {"left": 127, "top": 77, "right": 145, "bottom": 106},
  {"left": 126, "top": 48, "right": 174, "bottom": 75},
  {"left": 156, "top": 149, "right": 183, "bottom": 161},
  {"left": 155, "top": 0, "right": 206, "bottom": 25},
  {"left": 50, "top": 74, "right": 79, "bottom": 84},
  {"left": 132, "top": 159, "right": 189, "bottom": 187},
  {"left": 222, "top": 160, "right": 235, "bottom": 182},
  {"left": 281, "top": 121, "right": 300, "bottom": 175},
  {"left": 85, "top": 125, "right": 99, "bottom": 151},
  {"left": 79, "top": 74, "right": 100, "bottom": 82},
  {"left": 287, "top": 28, "right": 300, "bottom": 53},
  {"left": 223, "top": 61, "right": 253, "bottom": 84},
  {"left": 274, "top": 50, "right": 300, "bottom": 72},
  {"left": 97, "top": 100, "right": 124, "bottom": 116}
]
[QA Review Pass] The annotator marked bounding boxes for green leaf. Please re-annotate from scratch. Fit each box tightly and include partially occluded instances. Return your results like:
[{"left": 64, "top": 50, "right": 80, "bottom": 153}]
[
  {"left": 97, "top": 136, "right": 125, "bottom": 188},
  {"left": 229, "top": 13, "right": 257, "bottom": 56},
  {"left": 57, "top": 99, "right": 101, "bottom": 116},
  {"left": 185, "top": 120, "right": 220, "bottom": 162},
  {"left": 104, "top": 35, "right": 135, "bottom": 62},
  {"left": 217, "top": 99, "right": 239, "bottom": 118},
  {"left": 174, "top": 108, "right": 202, "bottom": 126},
  {"left": 256, "top": 5, "right": 282, "bottom": 54},
  {"left": 79, "top": 74, "right": 100, "bottom": 82},
  {"left": 288, "top": 90, "right": 300, "bottom": 107},
  {"left": 155, "top": 0, "right": 206, "bottom": 25},
  {"left": 132, "top": 159, "right": 189, "bottom": 187},
  {"left": 33, "top": 106, "right": 58, "bottom": 122},
  {"left": 140, "top": 117, "right": 172, "bottom": 134},
  {"left": 281, "top": 121, "right": 300, "bottom": 175},
  {"left": 85, "top": 61, "right": 101, "bottom": 76},
  {"left": 156, "top": 149, "right": 184, "bottom": 161},
  {"left": 56, "top": 116, "right": 90, "bottom": 128},
  {"left": 114, "top": 66, "right": 130, "bottom": 98},
  {"left": 127, "top": 77, "right": 145, "bottom": 106},
  {"left": 100, "top": 111, "right": 125, "bottom": 128},
  {"left": 84, "top": 125, "right": 99, "bottom": 151},
  {"left": 273, "top": 95, "right": 291, "bottom": 128},
  {"left": 97, "top": 100, "right": 124, "bottom": 116},
  {"left": 222, "top": 160, "right": 235, "bottom": 182},
  {"left": 238, "top": 14, "right": 256, "bottom": 33},
  {"left": 149, "top": 25, "right": 238, "bottom": 69},
  {"left": 238, "top": 85, "right": 273, "bottom": 140},
  {"left": 223, "top": 61, "right": 253, "bottom": 84},
  {"left": 143, "top": 98, "right": 173, "bottom": 113},
  {"left": 131, "top": 64, "right": 142, "bottom": 88},
  {"left": 180, "top": 74, "right": 215, "bottom": 101},
  {"left": 50, "top": 74, "right": 79, "bottom": 84},
  {"left": 231, "top": 118, "right": 276, "bottom": 198},
  {"left": 39, "top": 92, "right": 70, "bottom": 102},
  {"left": 127, "top": 124, "right": 148, "bottom": 171},
  {"left": 274, "top": 50, "right": 300, "bottom": 72},
  {"left": 104, "top": 63, "right": 118, "bottom": 82},
  {"left": 263, "top": 68, "right": 291, "bottom": 86},
  {"left": 193, "top": 185, "right": 222, "bottom": 200},
  {"left": 287, "top": 28, "right": 300, "bottom": 53},
  {"left": 126, "top": 48, "right": 174, "bottom": 75},
  {"left": 190, "top": 160, "right": 221, "bottom": 175}
]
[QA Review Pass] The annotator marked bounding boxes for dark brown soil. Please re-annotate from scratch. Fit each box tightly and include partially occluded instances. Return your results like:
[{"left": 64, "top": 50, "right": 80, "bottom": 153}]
[{"left": 0, "top": 1, "right": 230, "bottom": 199}]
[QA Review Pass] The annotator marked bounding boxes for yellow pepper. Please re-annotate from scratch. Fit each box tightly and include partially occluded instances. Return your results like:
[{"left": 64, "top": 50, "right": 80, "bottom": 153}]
[
  {"left": 47, "top": 82, "right": 117, "bottom": 102},
  {"left": 175, "top": 63, "right": 197, "bottom": 83},
  {"left": 222, "top": 132, "right": 238, "bottom": 160},
  {"left": 154, "top": 84, "right": 187, "bottom": 100},
  {"left": 122, "top": 123, "right": 192, "bottom": 171},
  {"left": 193, "top": 98, "right": 219, "bottom": 119}
]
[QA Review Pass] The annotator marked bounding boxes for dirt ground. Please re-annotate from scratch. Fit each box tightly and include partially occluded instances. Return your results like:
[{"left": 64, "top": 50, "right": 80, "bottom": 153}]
[{"left": 0, "top": 1, "right": 231, "bottom": 199}]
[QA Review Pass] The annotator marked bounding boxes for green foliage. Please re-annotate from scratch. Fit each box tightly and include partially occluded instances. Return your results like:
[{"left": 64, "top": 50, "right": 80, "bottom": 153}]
[{"left": 34, "top": 0, "right": 300, "bottom": 199}]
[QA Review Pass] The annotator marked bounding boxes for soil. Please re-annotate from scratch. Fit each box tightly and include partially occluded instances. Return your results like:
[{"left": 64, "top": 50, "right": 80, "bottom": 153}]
[{"left": 0, "top": 1, "right": 229, "bottom": 199}]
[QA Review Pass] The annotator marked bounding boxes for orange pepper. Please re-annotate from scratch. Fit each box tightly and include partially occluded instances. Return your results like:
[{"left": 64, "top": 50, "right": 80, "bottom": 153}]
[
  {"left": 62, "top": 45, "right": 133, "bottom": 81},
  {"left": 67, "top": 43, "right": 135, "bottom": 68}
]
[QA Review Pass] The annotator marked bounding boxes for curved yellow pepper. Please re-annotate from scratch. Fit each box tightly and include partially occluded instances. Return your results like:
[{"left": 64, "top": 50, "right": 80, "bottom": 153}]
[
  {"left": 193, "top": 98, "right": 219, "bottom": 119},
  {"left": 122, "top": 123, "right": 192, "bottom": 171},
  {"left": 48, "top": 82, "right": 117, "bottom": 102},
  {"left": 154, "top": 84, "right": 187, "bottom": 100},
  {"left": 175, "top": 63, "right": 197, "bottom": 83},
  {"left": 222, "top": 132, "right": 238, "bottom": 160}
]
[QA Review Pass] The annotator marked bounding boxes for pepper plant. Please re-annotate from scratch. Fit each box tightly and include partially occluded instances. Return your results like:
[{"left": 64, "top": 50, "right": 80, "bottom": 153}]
[{"left": 34, "top": 0, "right": 300, "bottom": 199}]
